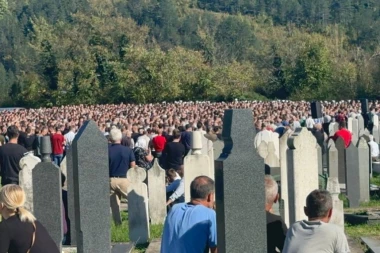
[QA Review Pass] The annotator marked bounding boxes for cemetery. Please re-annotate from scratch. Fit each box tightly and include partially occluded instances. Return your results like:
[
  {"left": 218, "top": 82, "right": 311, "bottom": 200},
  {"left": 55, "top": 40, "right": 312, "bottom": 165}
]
[{"left": 10, "top": 106, "right": 380, "bottom": 253}]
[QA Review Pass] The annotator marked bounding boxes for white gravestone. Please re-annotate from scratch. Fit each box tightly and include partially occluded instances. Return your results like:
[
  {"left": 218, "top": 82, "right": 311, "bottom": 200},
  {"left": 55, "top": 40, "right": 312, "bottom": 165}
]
[
  {"left": 19, "top": 153, "right": 41, "bottom": 212},
  {"left": 184, "top": 131, "right": 212, "bottom": 202},
  {"left": 147, "top": 159, "right": 166, "bottom": 225},
  {"left": 326, "top": 177, "right": 344, "bottom": 230},
  {"left": 287, "top": 128, "right": 319, "bottom": 224},
  {"left": 127, "top": 167, "right": 150, "bottom": 244},
  {"left": 279, "top": 131, "right": 291, "bottom": 226}
]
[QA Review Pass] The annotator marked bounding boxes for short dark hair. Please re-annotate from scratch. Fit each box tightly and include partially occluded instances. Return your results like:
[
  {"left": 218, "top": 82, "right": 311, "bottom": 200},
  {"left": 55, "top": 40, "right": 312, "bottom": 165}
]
[
  {"left": 197, "top": 121, "right": 203, "bottom": 130},
  {"left": 190, "top": 176, "right": 215, "bottom": 200},
  {"left": 167, "top": 169, "right": 177, "bottom": 178},
  {"left": 7, "top": 126, "right": 19, "bottom": 139},
  {"left": 338, "top": 120, "right": 346, "bottom": 129},
  {"left": 172, "top": 129, "right": 181, "bottom": 139},
  {"left": 306, "top": 190, "right": 332, "bottom": 219},
  {"left": 185, "top": 124, "right": 192, "bottom": 130}
]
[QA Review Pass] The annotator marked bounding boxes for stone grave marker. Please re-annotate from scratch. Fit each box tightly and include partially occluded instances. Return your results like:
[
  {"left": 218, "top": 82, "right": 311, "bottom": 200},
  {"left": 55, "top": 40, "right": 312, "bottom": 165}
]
[
  {"left": 33, "top": 136, "right": 63, "bottom": 251},
  {"left": 184, "top": 131, "right": 212, "bottom": 202},
  {"left": 373, "top": 126, "right": 380, "bottom": 144},
  {"left": 346, "top": 138, "right": 370, "bottom": 208},
  {"left": 147, "top": 159, "right": 166, "bottom": 225},
  {"left": 329, "top": 123, "right": 338, "bottom": 136},
  {"left": 215, "top": 109, "right": 267, "bottom": 253},
  {"left": 265, "top": 141, "right": 280, "bottom": 175},
  {"left": 347, "top": 117, "right": 353, "bottom": 132},
  {"left": 19, "top": 153, "right": 41, "bottom": 212},
  {"left": 287, "top": 127, "right": 319, "bottom": 224},
  {"left": 352, "top": 118, "right": 359, "bottom": 146},
  {"left": 279, "top": 131, "right": 291, "bottom": 226},
  {"left": 326, "top": 177, "right": 344, "bottom": 230},
  {"left": 317, "top": 145, "right": 323, "bottom": 175},
  {"left": 357, "top": 115, "right": 365, "bottom": 133},
  {"left": 72, "top": 121, "right": 111, "bottom": 253},
  {"left": 374, "top": 114, "right": 379, "bottom": 128},
  {"left": 127, "top": 167, "right": 150, "bottom": 244},
  {"left": 213, "top": 139, "right": 224, "bottom": 159},
  {"left": 66, "top": 148, "right": 76, "bottom": 245},
  {"left": 335, "top": 137, "right": 346, "bottom": 185},
  {"left": 327, "top": 140, "right": 339, "bottom": 178}
]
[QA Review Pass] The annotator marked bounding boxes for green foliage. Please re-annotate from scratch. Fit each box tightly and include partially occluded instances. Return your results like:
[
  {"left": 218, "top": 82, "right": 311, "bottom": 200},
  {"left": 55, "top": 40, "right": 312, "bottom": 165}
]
[{"left": 2, "top": 0, "right": 380, "bottom": 106}]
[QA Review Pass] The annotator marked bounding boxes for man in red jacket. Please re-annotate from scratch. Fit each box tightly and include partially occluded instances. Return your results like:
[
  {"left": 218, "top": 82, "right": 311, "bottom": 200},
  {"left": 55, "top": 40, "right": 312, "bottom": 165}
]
[
  {"left": 330, "top": 121, "right": 352, "bottom": 148},
  {"left": 51, "top": 126, "right": 66, "bottom": 166}
]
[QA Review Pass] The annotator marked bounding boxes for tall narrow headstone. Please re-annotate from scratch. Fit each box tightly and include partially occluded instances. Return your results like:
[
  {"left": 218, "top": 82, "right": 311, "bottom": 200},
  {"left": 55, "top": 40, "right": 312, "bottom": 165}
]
[
  {"left": 352, "top": 118, "right": 359, "bottom": 146},
  {"left": 317, "top": 145, "right": 323, "bottom": 175},
  {"left": 33, "top": 136, "right": 63, "bottom": 251},
  {"left": 19, "top": 153, "right": 41, "bottom": 212},
  {"left": 265, "top": 142, "right": 280, "bottom": 171},
  {"left": 357, "top": 115, "right": 365, "bottom": 133},
  {"left": 215, "top": 109, "right": 267, "bottom": 253},
  {"left": 287, "top": 128, "right": 319, "bottom": 224},
  {"left": 326, "top": 177, "right": 344, "bottom": 230},
  {"left": 66, "top": 148, "right": 76, "bottom": 245},
  {"left": 327, "top": 140, "right": 339, "bottom": 178},
  {"left": 374, "top": 115, "right": 379, "bottom": 128},
  {"left": 335, "top": 137, "right": 346, "bottom": 185},
  {"left": 279, "top": 131, "right": 291, "bottom": 226},
  {"left": 184, "top": 131, "right": 212, "bottom": 202},
  {"left": 329, "top": 123, "right": 338, "bottom": 136},
  {"left": 72, "top": 121, "right": 111, "bottom": 253},
  {"left": 345, "top": 138, "right": 370, "bottom": 207},
  {"left": 147, "top": 159, "right": 166, "bottom": 225},
  {"left": 373, "top": 126, "right": 380, "bottom": 144},
  {"left": 347, "top": 117, "right": 353, "bottom": 132},
  {"left": 127, "top": 167, "right": 150, "bottom": 244}
]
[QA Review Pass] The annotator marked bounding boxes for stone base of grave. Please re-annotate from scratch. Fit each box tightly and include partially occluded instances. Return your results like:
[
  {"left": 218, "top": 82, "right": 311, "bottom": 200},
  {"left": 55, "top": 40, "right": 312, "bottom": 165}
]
[
  {"left": 361, "top": 237, "right": 380, "bottom": 253},
  {"left": 146, "top": 239, "right": 161, "bottom": 253},
  {"left": 62, "top": 243, "right": 134, "bottom": 253}
]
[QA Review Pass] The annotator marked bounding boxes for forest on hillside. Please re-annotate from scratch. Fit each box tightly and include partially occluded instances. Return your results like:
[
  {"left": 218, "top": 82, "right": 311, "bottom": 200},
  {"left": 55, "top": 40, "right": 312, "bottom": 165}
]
[{"left": 1, "top": 0, "right": 380, "bottom": 107}]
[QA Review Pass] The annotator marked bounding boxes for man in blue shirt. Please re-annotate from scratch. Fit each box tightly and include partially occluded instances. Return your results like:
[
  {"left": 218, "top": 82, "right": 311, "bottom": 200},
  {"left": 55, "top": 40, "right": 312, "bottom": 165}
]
[
  {"left": 161, "top": 176, "right": 217, "bottom": 253},
  {"left": 108, "top": 127, "right": 135, "bottom": 225}
]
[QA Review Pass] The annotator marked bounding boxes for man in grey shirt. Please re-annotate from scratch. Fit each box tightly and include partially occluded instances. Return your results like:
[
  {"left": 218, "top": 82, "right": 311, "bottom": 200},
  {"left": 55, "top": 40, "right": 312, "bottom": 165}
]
[{"left": 283, "top": 189, "right": 350, "bottom": 253}]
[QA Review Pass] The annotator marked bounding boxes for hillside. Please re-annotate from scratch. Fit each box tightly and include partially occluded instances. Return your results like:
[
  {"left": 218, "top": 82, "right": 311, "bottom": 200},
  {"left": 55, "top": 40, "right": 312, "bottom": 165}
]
[{"left": 0, "top": 0, "right": 380, "bottom": 107}]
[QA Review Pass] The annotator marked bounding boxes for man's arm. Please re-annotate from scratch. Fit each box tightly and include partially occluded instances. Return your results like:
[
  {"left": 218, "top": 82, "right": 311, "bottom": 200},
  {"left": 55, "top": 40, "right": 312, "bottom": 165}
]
[
  {"left": 167, "top": 179, "right": 184, "bottom": 205},
  {"left": 210, "top": 247, "right": 217, "bottom": 253}
]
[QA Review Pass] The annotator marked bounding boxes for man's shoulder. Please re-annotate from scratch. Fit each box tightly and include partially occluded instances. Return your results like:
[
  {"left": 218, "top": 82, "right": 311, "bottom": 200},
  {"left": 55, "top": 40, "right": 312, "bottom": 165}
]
[{"left": 266, "top": 211, "right": 284, "bottom": 224}]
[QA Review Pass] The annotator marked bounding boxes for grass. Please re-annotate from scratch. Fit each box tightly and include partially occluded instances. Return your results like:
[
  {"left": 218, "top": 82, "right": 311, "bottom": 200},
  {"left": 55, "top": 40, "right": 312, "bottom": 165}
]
[{"left": 111, "top": 211, "right": 164, "bottom": 253}]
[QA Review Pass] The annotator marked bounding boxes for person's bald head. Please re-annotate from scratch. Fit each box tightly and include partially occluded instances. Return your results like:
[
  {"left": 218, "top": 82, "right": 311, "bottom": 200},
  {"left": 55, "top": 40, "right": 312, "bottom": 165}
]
[{"left": 190, "top": 176, "right": 215, "bottom": 208}]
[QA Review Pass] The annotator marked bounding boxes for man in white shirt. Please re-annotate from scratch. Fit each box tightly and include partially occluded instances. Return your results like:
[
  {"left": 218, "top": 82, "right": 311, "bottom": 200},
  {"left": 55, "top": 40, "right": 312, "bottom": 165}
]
[
  {"left": 64, "top": 126, "right": 76, "bottom": 150},
  {"left": 368, "top": 135, "right": 379, "bottom": 162},
  {"left": 283, "top": 189, "right": 350, "bottom": 253}
]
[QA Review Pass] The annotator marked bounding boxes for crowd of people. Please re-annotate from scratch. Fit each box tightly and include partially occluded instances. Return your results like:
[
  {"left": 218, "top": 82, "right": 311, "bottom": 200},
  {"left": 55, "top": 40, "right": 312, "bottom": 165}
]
[{"left": 0, "top": 99, "right": 373, "bottom": 252}]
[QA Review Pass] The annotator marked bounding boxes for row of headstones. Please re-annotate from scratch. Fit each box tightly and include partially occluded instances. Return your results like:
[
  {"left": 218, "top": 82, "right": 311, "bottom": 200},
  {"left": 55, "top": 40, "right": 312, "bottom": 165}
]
[{"left": 19, "top": 122, "right": 173, "bottom": 252}]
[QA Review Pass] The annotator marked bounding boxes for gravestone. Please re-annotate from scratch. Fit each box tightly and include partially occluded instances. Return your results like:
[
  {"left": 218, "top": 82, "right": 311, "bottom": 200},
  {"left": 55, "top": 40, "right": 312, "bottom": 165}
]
[
  {"left": 329, "top": 123, "right": 338, "bottom": 136},
  {"left": 327, "top": 140, "right": 339, "bottom": 178},
  {"left": 326, "top": 177, "right": 344, "bottom": 230},
  {"left": 19, "top": 153, "right": 41, "bottom": 212},
  {"left": 72, "top": 121, "right": 111, "bottom": 253},
  {"left": 287, "top": 127, "right": 319, "bottom": 224},
  {"left": 265, "top": 142, "right": 280, "bottom": 171},
  {"left": 348, "top": 117, "right": 353, "bottom": 132},
  {"left": 346, "top": 138, "right": 370, "bottom": 208},
  {"left": 215, "top": 109, "right": 267, "bottom": 253},
  {"left": 127, "top": 167, "right": 150, "bottom": 244},
  {"left": 184, "top": 131, "right": 212, "bottom": 202},
  {"left": 66, "top": 148, "right": 76, "bottom": 245},
  {"left": 352, "top": 118, "right": 359, "bottom": 146},
  {"left": 335, "top": 137, "right": 346, "bottom": 185},
  {"left": 373, "top": 126, "right": 380, "bottom": 144},
  {"left": 33, "top": 136, "right": 63, "bottom": 251},
  {"left": 147, "top": 159, "right": 166, "bottom": 225},
  {"left": 374, "top": 114, "right": 379, "bottom": 128},
  {"left": 213, "top": 139, "right": 224, "bottom": 159},
  {"left": 257, "top": 141, "right": 268, "bottom": 159},
  {"left": 279, "top": 131, "right": 291, "bottom": 226},
  {"left": 358, "top": 115, "right": 365, "bottom": 133}
]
